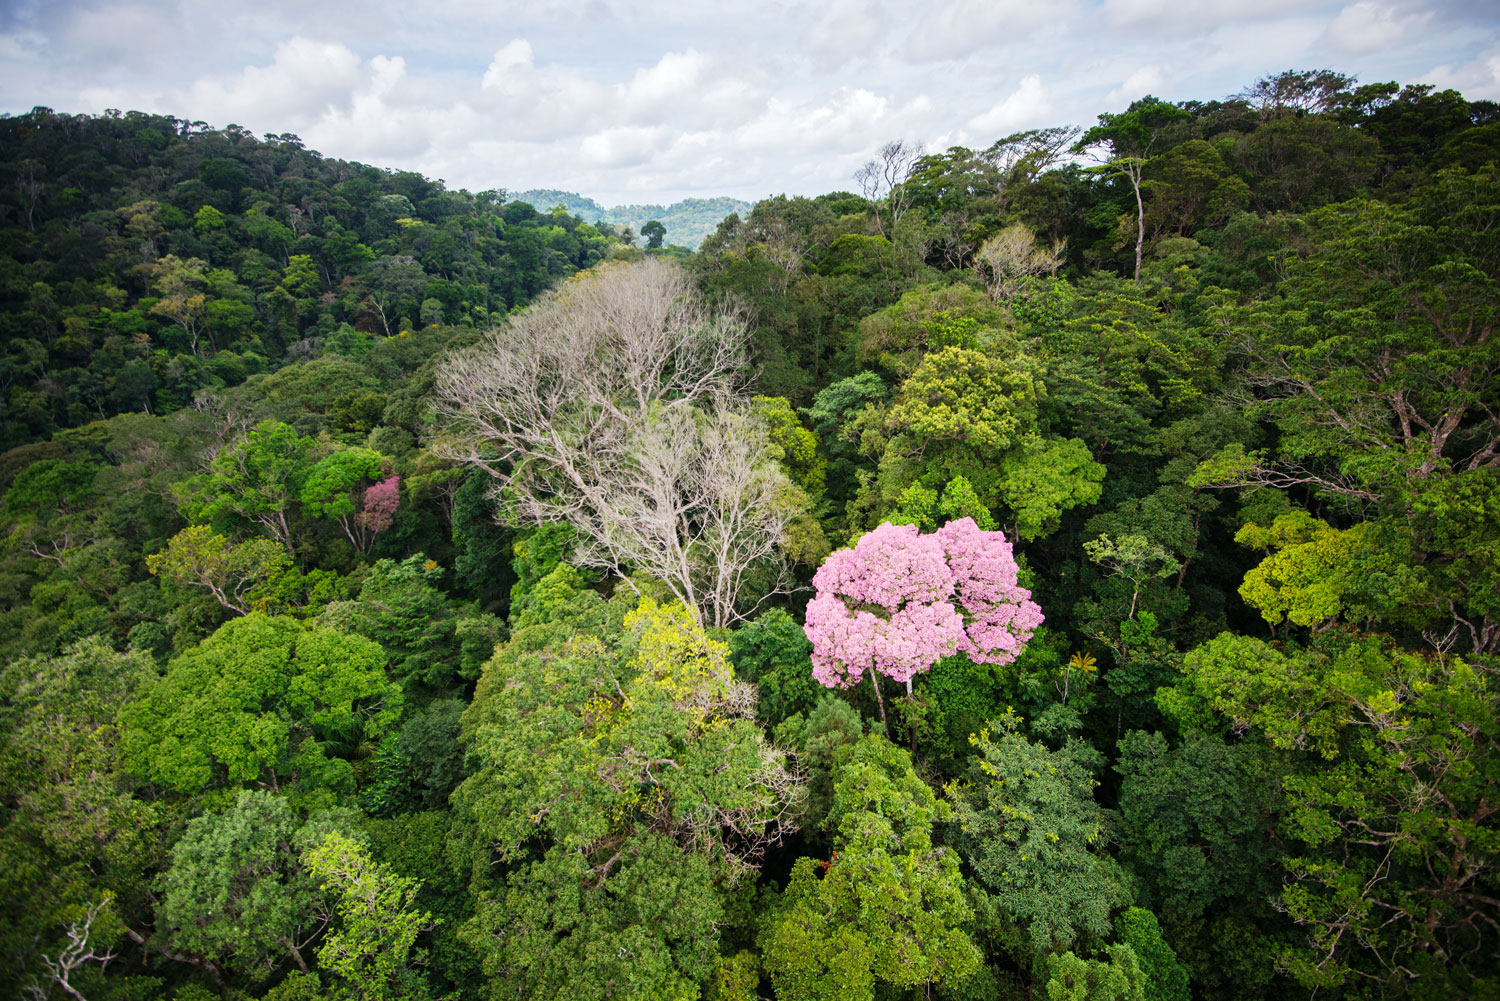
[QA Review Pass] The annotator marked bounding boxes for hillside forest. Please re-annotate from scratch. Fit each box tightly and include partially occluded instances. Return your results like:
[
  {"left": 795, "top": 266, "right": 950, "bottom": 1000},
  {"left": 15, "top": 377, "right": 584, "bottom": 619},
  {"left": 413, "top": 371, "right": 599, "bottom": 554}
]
[
  {"left": 511, "top": 189, "right": 755, "bottom": 250},
  {"left": 1, "top": 68, "right": 1498, "bottom": 1001}
]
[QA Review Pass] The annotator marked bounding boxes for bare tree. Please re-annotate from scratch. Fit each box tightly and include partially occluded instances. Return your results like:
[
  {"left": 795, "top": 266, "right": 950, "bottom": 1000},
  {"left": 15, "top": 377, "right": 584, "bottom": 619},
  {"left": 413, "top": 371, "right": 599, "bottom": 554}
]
[
  {"left": 855, "top": 139, "right": 925, "bottom": 239},
  {"left": 28, "top": 898, "right": 116, "bottom": 1001},
  {"left": 973, "top": 222, "right": 1066, "bottom": 302},
  {"left": 433, "top": 258, "right": 793, "bottom": 627}
]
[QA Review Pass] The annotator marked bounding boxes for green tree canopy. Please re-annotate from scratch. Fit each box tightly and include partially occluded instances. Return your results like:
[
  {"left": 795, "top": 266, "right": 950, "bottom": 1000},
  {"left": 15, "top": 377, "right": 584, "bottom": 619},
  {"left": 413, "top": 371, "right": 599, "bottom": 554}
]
[
  {"left": 122, "top": 613, "right": 401, "bottom": 801},
  {"left": 759, "top": 733, "right": 980, "bottom": 1001}
]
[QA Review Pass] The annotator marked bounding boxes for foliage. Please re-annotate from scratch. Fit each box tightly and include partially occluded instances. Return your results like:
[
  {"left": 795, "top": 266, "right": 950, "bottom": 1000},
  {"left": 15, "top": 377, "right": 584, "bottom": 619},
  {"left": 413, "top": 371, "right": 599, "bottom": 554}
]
[
  {"left": 1234, "top": 511, "right": 1412, "bottom": 629},
  {"left": 453, "top": 596, "right": 801, "bottom": 875},
  {"left": 855, "top": 283, "right": 1007, "bottom": 376},
  {"left": 949, "top": 715, "right": 1132, "bottom": 955},
  {"left": 1043, "top": 945, "right": 1148, "bottom": 1001},
  {"left": 1170, "top": 632, "right": 1500, "bottom": 992},
  {"left": 886, "top": 345, "right": 1042, "bottom": 455},
  {"left": 318, "top": 554, "right": 502, "bottom": 690},
  {"left": 3, "top": 74, "right": 1499, "bottom": 1001},
  {"left": 753, "top": 394, "right": 827, "bottom": 492},
  {"left": 121, "top": 613, "right": 401, "bottom": 799},
  {"left": 996, "top": 437, "right": 1106, "bottom": 541},
  {"left": 759, "top": 734, "right": 981, "bottom": 1000},
  {"left": 175, "top": 421, "right": 310, "bottom": 550},
  {"left": 146, "top": 525, "right": 292, "bottom": 614},
  {"left": 0, "top": 638, "right": 164, "bottom": 999},
  {"left": 891, "top": 474, "right": 997, "bottom": 531},
  {"left": 1115, "top": 908, "right": 1190, "bottom": 1001},
  {"left": 303, "top": 831, "right": 435, "bottom": 1001},
  {"left": 464, "top": 834, "right": 721, "bottom": 1001},
  {"left": 155, "top": 790, "right": 347, "bottom": 982},
  {"left": 1115, "top": 730, "right": 1280, "bottom": 921},
  {"left": 728, "top": 606, "right": 824, "bottom": 726},
  {"left": 300, "top": 448, "right": 396, "bottom": 554}
]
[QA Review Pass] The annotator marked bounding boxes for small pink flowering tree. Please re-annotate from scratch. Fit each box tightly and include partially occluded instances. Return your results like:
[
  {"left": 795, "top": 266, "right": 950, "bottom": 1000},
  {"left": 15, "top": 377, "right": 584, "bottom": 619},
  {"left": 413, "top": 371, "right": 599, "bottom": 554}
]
[
  {"left": 803, "top": 518, "right": 1042, "bottom": 731},
  {"left": 355, "top": 475, "right": 401, "bottom": 550}
]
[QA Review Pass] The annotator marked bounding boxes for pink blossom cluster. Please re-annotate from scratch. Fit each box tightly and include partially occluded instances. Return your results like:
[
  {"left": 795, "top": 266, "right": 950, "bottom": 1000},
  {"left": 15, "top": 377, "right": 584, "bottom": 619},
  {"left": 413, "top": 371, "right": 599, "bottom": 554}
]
[
  {"left": 804, "top": 518, "right": 1043, "bottom": 689},
  {"left": 936, "top": 517, "right": 1045, "bottom": 665},
  {"left": 357, "top": 475, "right": 401, "bottom": 535}
]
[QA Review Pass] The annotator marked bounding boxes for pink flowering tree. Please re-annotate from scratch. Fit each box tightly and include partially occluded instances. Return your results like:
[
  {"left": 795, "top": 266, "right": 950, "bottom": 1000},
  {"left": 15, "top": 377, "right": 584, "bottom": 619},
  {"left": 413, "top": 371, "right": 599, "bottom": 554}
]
[
  {"left": 803, "top": 518, "right": 1042, "bottom": 730},
  {"left": 356, "top": 475, "right": 401, "bottom": 548},
  {"left": 935, "top": 517, "right": 1044, "bottom": 665}
]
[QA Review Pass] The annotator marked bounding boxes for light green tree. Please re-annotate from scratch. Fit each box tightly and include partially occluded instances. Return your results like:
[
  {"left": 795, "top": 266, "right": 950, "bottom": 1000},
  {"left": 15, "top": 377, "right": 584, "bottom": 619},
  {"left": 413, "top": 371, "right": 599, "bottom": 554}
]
[
  {"left": 1234, "top": 509, "right": 1418, "bottom": 631},
  {"left": 1044, "top": 944, "right": 1148, "bottom": 1001},
  {"left": 176, "top": 420, "right": 312, "bottom": 551},
  {"left": 299, "top": 447, "right": 392, "bottom": 553},
  {"left": 1115, "top": 908, "right": 1190, "bottom": 1001},
  {"left": 454, "top": 597, "right": 800, "bottom": 873},
  {"left": 1083, "top": 532, "right": 1180, "bottom": 622},
  {"left": 146, "top": 525, "right": 292, "bottom": 614},
  {"left": 759, "top": 734, "right": 980, "bottom": 1001},
  {"left": 303, "top": 831, "right": 435, "bottom": 1001},
  {"left": 122, "top": 614, "right": 400, "bottom": 801},
  {"left": 996, "top": 437, "right": 1106, "bottom": 540}
]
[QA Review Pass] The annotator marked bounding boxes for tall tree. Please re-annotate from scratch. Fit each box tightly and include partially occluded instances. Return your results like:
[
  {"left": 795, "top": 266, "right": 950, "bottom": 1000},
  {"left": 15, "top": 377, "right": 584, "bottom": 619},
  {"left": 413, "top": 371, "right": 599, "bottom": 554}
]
[
  {"left": 1075, "top": 98, "right": 1191, "bottom": 279},
  {"left": 434, "top": 259, "right": 796, "bottom": 626},
  {"left": 759, "top": 734, "right": 981, "bottom": 1001}
]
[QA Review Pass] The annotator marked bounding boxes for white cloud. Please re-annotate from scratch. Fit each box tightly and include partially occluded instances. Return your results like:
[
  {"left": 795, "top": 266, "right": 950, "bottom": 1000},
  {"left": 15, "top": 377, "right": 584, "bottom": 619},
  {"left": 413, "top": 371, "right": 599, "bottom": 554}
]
[
  {"left": 737, "top": 88, "right": 891, "bottom": 154},
  {"left": 580, "top": 125, "right": 673, "bottom": 168},
  {"left": 798, "top": 0, "right": 892, "bottom": 65},
  {"left": 1106, "top": 0, "right": 1315, "bottom": 30},
  {"left": 3, "top": 1, "right": 1498, "bottom": 204},
  {"left": 482, "top": 39, "right": 535, "bottom": 93},
  {"left": 1326, "top": 1, "right": 1432, "bottom": 54},
  {"left": 903, "top": 0, "right": 1064, "bottom": 61},
  {"left": 967, "top": 75, "right": 1052, "bottom": 135},
  {"left": 178, "top": 36, "right": 364, "bottom": 126},
  {"left": 1106, "top": 66, "right": 1166, "bottom": 106},
  {"left": 1421, "top": 39, "right": 1500, "bottom": 99}
]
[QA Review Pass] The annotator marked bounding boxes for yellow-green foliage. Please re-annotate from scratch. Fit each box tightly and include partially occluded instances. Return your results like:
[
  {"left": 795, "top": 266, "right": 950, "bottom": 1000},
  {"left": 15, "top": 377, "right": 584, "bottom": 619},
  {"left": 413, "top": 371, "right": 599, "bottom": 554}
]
[
  {"left": 753, "top": 395, "right": 826, "bottom": 493},
  {"left": 706, "top": 950, "right": 762, "bottom": 1001},
  {"left": 453, "top": 595, "right": 798, "bottom": 877},
  {"left": 1235, "top": 511, "right": 1370, "bottom": 627},
  {"left": 625, "top": 597, "right": 739, "bottom": 714},
  {"left": 886, "top": 346, "right": 1042, "bottom": 455}
]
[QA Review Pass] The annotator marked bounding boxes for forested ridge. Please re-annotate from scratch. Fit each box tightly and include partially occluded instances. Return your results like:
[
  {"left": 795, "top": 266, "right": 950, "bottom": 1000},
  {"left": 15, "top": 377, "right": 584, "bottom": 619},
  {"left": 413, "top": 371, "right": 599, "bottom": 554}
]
[
  {"left": 511, "top": 190, "right": 755, "bottom": 250},
  {"left": 1, "top": 69, "right": 1497, "bottom": 1001}
]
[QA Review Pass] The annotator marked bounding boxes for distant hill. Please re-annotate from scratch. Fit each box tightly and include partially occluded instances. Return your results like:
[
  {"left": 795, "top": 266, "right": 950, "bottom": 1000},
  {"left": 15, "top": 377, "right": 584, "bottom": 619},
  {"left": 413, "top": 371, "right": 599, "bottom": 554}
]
[{"left": 513, "top": 190, "right": 754, "bottom": 249}]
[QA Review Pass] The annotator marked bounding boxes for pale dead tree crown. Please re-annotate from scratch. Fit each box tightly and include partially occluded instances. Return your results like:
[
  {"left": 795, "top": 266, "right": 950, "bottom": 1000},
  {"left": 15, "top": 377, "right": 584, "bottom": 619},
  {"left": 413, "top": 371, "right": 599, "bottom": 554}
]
[
  {"left": 974, "top": 223, "right": 1066, "bottom": 302},
  {"left": 855, "top": 139, "right": 925, "bottom": 239},
  {"left": 433, "top": 257, "right": 795, "bottom": 628}
]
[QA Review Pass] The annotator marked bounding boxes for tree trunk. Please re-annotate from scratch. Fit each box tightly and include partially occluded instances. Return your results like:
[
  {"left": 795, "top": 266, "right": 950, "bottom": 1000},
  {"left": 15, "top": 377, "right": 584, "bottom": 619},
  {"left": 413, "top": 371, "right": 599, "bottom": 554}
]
[
  {"left": 1132, "top": 161, "right": 1145, "bottom": 281},
  {"left": 283, "top": 939, "right": 309, "bottom": 974},
  {"left": 867, "top": 665, "right": 889, "bottom": 738}
]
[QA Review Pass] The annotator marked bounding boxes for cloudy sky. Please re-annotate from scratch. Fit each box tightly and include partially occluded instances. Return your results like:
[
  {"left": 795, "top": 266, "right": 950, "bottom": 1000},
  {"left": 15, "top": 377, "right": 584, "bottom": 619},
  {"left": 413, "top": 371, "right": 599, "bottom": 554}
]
[{"left": 2, "top": 0, "right": 1497, "bottom": 205}]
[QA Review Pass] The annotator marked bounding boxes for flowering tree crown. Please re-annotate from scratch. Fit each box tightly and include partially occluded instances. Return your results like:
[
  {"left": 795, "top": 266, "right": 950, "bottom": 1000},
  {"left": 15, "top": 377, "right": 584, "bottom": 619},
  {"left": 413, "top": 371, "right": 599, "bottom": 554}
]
[{"left": 803, "top": 519, "right": 1043, "bottom": 689}]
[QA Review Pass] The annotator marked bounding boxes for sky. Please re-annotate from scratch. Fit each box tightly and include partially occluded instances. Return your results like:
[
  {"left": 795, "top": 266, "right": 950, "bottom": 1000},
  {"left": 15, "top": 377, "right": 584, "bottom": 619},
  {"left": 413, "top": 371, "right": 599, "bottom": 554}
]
[{"left": 1, "top": 0, "right": 1497, "bottom": 205}]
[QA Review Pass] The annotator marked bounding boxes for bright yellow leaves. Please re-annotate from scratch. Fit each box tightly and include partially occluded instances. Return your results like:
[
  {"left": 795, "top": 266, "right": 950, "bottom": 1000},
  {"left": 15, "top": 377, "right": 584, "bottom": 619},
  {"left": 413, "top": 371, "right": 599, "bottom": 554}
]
[{"left": 624, "top": 597, "right": 752, "bottom": 725}]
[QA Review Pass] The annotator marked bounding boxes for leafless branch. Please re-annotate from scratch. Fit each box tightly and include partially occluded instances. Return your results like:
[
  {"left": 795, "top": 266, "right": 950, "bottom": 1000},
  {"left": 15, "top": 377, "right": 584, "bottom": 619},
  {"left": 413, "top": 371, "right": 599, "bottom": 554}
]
[{"left": 433, "top": 259, "right": 792, "bottom": 626}]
